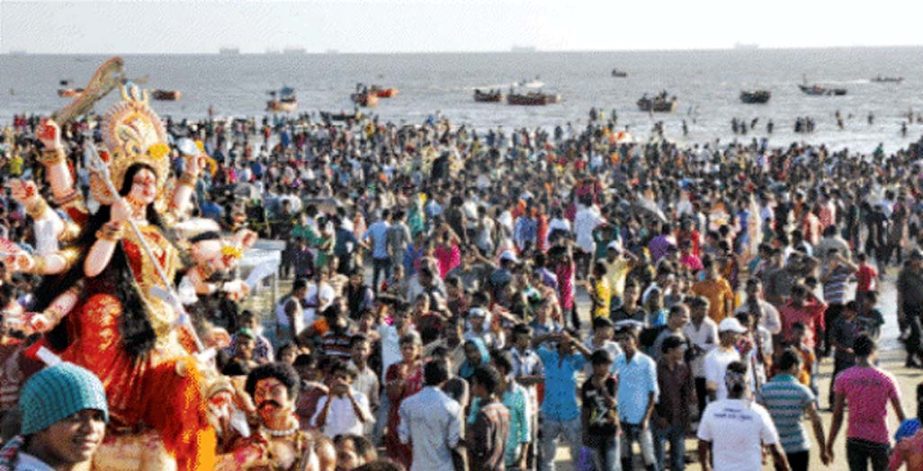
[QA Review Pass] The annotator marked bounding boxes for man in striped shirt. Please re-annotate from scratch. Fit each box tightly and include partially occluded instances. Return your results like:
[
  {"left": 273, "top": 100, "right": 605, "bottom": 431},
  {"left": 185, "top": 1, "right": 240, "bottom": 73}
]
[
  {"left": 820, "top": 250, "right": 857, "bottom": 357},
  {"left": 758, "top": 348, "right": 830, "bottom": 471}
]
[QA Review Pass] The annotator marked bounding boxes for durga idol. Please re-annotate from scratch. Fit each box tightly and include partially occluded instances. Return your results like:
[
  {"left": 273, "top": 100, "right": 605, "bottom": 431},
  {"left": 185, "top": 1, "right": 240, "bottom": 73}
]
[{"left": 17, "top": 85, "right": 218, "bottom": 470}]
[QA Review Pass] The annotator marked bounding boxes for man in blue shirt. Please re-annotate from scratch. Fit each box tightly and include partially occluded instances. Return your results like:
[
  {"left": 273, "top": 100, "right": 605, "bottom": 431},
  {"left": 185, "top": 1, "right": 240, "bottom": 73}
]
[
  {"left": 614, "top": 324, "right": 659, "bottom": 471},
  {"left": 758, "top": 348, "right": 830, "bottom": 471},
  {"left": 533, "top": 329, "right": 592, "bottom": 471},
  {"left": 398, "top": 358, "right": 464, "bottom": 471},
  {"left": 363, "top": 209, "right": 392, "bottom": 291}
]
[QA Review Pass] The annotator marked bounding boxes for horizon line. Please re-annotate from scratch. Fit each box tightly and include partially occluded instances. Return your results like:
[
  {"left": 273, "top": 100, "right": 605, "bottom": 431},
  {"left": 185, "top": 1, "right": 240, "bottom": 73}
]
[{"left": 4, "top": 44, "right": 923, "bottom": 56}]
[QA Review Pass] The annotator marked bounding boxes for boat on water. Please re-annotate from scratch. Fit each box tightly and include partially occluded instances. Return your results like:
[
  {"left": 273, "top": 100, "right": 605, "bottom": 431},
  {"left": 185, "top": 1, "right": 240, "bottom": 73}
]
[
  {"left": 320, "top": 111, "right": 363, "bottom": 122},
  {"left": 798, "top": 84, "right": 846, "bottom": 96},
  {"left": 637, "top": 92, "right": 677, "bottom": 112},
  {"left": 611, "top": 69, "right": 628, "bottom": 78},
  {"left": 351, "top": 91, "right": 379, "bottom": 107},
  {"left": 473, "top": 89, "right": 503, "bottom": 103},
  {"left": 740, "top": 90, "right": 771, "bottom": 104},
  {"left": 871, "top": 75, "right": 903, "bottom": 83},
  {"left": 515, "top": 77, "right": 544, "bottom": 88},
  {"left": 507, "top": 91, "right": 559, "bottom": 106},
  {"left": 151, "top": 89, "right": 182, "bottom": 101},
  {"left": 57, "top": 88, "right": 83, "bottom": 98},
  {"left": 370, "top": 86, "right": 399, "bottom": 98},
  {"left": 266, "top": 86, "right": 297, "bottom": 112},
  {"left": 57, "top": 79, "right": 83, "bottom": 98}
]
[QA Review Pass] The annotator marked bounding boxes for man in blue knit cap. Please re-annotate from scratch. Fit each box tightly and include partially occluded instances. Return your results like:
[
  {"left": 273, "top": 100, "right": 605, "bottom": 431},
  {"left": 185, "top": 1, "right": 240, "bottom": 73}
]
[{"left": 0, "top": 362, "right": 108, "bottom": 471}]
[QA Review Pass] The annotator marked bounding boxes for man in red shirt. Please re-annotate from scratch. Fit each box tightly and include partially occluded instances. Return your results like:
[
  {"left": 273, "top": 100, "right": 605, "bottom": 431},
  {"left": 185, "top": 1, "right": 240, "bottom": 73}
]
[
  {"left": 780, "top": 284, "right": 828, "bottom": 352},
  {"left": 854, "top": 252, "right": 879, "bottom": 303}
]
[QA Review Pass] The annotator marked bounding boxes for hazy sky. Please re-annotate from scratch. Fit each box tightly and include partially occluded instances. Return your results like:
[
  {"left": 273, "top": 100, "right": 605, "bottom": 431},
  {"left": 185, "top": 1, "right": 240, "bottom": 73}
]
[{"left": 2, "top": 0, "right": 922, "bottom": 54}]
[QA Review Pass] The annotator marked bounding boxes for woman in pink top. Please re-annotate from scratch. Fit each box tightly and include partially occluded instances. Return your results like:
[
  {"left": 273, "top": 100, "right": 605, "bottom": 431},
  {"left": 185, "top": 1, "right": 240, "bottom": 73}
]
[
  {"left": 433, "top": 225, "right": 462, "bottom": 279},
  {"left": 550, "top": 243, "right": 577, "bottom": 329},
  {"left": 827, "top": 334, "right": 906, "bottom": 470}
]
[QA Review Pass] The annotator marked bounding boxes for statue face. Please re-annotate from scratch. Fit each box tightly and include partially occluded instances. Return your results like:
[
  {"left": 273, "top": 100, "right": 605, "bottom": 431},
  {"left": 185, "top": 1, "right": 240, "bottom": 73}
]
[
  {"left": 253, "top": 377, "right": 294, "bottom": 423},
  {"left": 190, "top": 239, "right": 223, "bottom": 264},
  {"left": 128, "top": 168, "right": 158, "bottom": 204}
]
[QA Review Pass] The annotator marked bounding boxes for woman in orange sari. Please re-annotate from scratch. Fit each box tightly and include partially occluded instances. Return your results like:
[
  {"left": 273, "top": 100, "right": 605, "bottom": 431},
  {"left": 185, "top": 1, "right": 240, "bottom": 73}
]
[{"left": 383, "top": 332, "right": 424, "bottom": 468}]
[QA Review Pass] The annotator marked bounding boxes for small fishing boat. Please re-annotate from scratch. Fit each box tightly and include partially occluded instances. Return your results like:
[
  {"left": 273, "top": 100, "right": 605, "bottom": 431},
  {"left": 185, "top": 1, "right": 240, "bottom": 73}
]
[
  {"left": 611, "top": 69, "right": 628, "bottom": 78},
  {"left": 507, "top": 91, "right": 559, "bottom": 106},
  {"left": 798, "top": 84, "right": 846, "bottom": 96},
  {"left": 266, "top": 86, "right": 297, "bottom": 112},
  {"left": 151, "top": 89, "right": 182, "bottom": 101},
  {"left": 370, "top": 86, "right": 399, "bottom": 98},
  {"left": 320, "top": 111, "right": 363, "bottom": 122},
  {"left": 57, "top": 88, "right": 83, "bottom": 98},
  {"left": 740, "top": 90, "right": 771, "bottom": 104},
  {"left": 515, "top": 77, "right": 544, "bottom": 88},
  {"left": 637, "top": 93, "right": 677, "bottom": 112},
  {"left": 351, "top": 91, "right": 379, "bottom": 107},
  {"left": 57, "top": 79, "right": 83, "bottom": 97},
  {"left": 473, "top": 89, "right": 503, "bottom": 102},
  {"left": 871, "top": 76, "right": 903, "bottom": 83}
]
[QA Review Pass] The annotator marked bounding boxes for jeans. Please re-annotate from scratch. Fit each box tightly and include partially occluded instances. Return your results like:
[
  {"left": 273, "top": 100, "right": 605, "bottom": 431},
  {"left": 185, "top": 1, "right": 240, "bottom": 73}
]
[
  {"left": 786, "top": 450, "right": 809, "bottom": 471},
  {"left": 694, "top": 377, "right": 708, "bottom": 418},
  {"left": 846, "top": 438, "right": 889, "bottom": 471},
  {"left": 587, "top": 435, "right": 622, "bottom": 471},
  {"left": 653, "top": 423, "right": 685, "bottom": 471},
  {"left": 539, "top": 416, "right": 582, "bottom": 471},
  {"left": 905, "top": 307, "right": 923, "bottom": 362},
  {"left": 372, "top": 257, "right": 391, "bottom": 292},
  {"left": 620, "top": 423, "right": 658, "bottom": 470},
  {"left": 372, "top": 393, "right": 390, "bottom": 446},
  {"left": 822, "top": 303, "right": 844, "bottom": 356}
]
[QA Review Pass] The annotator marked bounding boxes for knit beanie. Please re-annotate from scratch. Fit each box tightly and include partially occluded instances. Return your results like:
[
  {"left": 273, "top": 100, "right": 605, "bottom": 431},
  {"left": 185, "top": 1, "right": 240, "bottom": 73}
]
[{"left": 19, "top": 363, "right": 109, "bottom": 435}]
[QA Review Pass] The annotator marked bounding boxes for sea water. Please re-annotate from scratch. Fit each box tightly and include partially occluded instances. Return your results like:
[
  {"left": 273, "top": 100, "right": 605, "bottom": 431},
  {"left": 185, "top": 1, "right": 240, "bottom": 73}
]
[{"left": 2, "top": 47, "right": 922, "bottom": 153}]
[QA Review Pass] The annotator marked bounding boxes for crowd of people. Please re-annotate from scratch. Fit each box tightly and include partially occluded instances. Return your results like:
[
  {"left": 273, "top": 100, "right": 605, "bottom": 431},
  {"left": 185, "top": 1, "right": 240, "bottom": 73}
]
[{"left": 1, "top": 85, "right": 923, "bottom": 471}]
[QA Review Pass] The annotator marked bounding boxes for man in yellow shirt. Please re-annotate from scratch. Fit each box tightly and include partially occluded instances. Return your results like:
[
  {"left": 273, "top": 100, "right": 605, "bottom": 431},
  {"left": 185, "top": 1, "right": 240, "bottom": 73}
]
[
  {"left": 692, "top": 257, "right": 735, "bottom": 323},
  {"left": 584, "top": 261, "right": 611, "bottom": 318},
  {"left": 598, "top": 241, "right": 636, "bottom": 310}
]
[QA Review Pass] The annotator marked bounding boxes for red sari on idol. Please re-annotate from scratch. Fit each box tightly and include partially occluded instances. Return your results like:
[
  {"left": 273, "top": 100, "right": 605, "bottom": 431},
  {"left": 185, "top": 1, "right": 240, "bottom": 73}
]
[{"left": 59, "top": 224, "right": 216, "bottom": 470}]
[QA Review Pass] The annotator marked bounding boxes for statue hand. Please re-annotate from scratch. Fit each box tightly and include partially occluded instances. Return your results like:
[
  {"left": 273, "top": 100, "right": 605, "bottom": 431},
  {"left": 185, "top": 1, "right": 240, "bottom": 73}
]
[
  {"left": 6, "top": 253, "right": 34, "bottom": 273},
  {"left": 223, "top": 280, "right": 250, "bottom": 301},
  {"left": 36, "top": 118, "right": 63, "bottom": 150},
  {"left": 110, "top": 197, "right": 132, "bottom": 223},
  {"left": 22, "top": 312, "right": 52, "bottom": 334},
  {"left": 8, "top": 180, "right": 38, "bottom": 206}
]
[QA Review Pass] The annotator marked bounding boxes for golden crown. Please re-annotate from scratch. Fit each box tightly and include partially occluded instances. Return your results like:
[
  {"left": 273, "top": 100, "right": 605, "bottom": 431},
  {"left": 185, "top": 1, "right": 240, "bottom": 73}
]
[{"left": 89, "top": 84, "right": 171, "bottom": 205}]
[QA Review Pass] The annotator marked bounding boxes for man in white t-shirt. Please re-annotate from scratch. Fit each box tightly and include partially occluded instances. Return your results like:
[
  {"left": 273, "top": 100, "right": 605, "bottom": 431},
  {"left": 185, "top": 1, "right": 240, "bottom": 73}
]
[
  {"left": 684, "top": 296, "right": 718, "bottom": 417},
  {"left": 698, "top": 361, "right": 790, "bottom": 471},
  {"left": 303, "top": 273, "right": 335, "bottom": 326},
  {"left": 703, "top": 317, "right": 746, "bottom": 401},
  {"left": 574, "top": 203, "right": 605, "bottom": 255},
  {"left": 311, "top": 363, "right": 373, "bottom": 438}
]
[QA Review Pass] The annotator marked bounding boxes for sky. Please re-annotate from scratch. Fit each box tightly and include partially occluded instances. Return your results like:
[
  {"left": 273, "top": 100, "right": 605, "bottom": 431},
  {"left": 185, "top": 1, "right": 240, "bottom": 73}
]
[{"left": 1, "top": 0, "right": 922, "bottom": 54}]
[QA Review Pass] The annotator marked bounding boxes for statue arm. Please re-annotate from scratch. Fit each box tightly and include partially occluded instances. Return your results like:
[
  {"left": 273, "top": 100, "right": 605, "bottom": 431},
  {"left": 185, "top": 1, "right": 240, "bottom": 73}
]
[
  {"left": 188, "top": 265, "right": 219, "bottom": 295},
  {"left": 12, "top": 247, "right": 82, "bottom": 276},
  {"left": 35, "top": 120, "right": 87, "bottom": 222},
  {"left": 23, "top": 282, "right": 82, "bottom": 334},
  {"left": 169, "top": 174, "right": 197, "bottom": 219},
  {"left": 84, "top": 238, "right": 119, "bottom": 278},
  {"left": 168, "top": 152, "right": 205, "bottom": 219},
  {"left": 83, "top": 220, "right": 125, "bottom": 278}
]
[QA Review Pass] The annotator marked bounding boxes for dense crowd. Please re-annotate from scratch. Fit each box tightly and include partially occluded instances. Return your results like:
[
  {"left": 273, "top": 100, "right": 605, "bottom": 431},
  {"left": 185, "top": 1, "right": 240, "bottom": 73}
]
[{"left": 2, "top": 104, "right": 923, "bottom": 471}]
